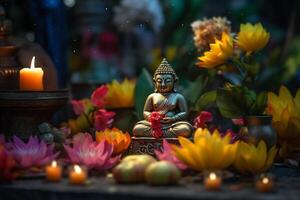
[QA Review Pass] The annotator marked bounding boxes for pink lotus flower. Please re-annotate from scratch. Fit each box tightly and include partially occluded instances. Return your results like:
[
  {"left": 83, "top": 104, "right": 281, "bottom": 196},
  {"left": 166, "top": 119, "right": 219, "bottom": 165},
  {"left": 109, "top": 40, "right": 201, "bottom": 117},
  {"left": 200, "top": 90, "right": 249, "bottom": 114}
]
[
  {"left": 94, "top": 109, "right": 115, "bottom": 131},
  {"left": 71, "top": 99, "right": 94, "bottom": 116},
  {"left": 71, "top": 100, "right": 86, "bottom": 115},
  {"left": 193, "top": 111, "right": 213, "bottom": 128},
  {"left": 64, "top": 133, "right": 120, "bottom": 170},
  {"left": 6, "top": 136, "right": 59, "bottom": 169},
  {"left": 91, "top": 85, "right": 108, "bottom": 108},
  {"left": 155, "top": 139, "right": 187, "bottom": 170}
]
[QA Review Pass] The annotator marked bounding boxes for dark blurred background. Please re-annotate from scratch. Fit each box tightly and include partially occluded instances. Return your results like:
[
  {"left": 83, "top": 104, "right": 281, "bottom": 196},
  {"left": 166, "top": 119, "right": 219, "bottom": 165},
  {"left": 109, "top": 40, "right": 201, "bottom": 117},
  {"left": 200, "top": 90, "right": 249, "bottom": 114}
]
[{"left": 3, "top": 0, "right": 300, "bottom": 94}]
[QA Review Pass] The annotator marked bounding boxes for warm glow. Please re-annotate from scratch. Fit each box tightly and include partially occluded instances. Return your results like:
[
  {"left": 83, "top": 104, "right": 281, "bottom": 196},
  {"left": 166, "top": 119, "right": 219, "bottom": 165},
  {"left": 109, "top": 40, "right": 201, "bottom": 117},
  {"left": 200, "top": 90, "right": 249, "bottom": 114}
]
[
  {"left": 262, "top": 177, "right": 269, "bottom": 184},
  {"left": 209, "top": 172, "right": 217, "bottom": 180},
  {"left": 30, "top": 56, "right": 35, "bottom": 69},
  {"left": 74, "top": 165, "right": 82, "bottom": 173},
  {"left": 51, "top": 160, "right": 57, "bottom": 167}
]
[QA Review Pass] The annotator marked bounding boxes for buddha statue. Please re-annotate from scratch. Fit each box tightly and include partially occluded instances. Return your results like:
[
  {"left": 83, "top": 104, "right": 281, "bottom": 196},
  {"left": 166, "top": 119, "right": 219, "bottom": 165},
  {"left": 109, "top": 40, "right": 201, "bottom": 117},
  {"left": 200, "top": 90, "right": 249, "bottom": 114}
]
[{"left": 133, "top": 58, "right": 193, "bottom": 138}]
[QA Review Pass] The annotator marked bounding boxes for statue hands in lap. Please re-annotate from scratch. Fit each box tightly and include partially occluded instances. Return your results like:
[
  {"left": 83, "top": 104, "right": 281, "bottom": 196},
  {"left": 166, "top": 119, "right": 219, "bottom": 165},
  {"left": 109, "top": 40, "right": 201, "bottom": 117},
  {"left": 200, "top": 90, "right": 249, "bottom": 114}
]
[{"left": 133, "top": 58, "right": 193, "bottom": 138}]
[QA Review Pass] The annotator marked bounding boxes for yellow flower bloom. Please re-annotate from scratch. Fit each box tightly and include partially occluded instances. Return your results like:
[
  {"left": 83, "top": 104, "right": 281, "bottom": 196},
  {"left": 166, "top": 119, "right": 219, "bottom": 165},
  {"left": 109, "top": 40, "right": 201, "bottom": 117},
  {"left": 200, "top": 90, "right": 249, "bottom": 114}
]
[
  {"left": 237, "top": 23, "right": 270, "bottom": 55},
  {"left": 198, "top": 32, "right": 233, "bottom": 69},
  {"left": 267, "top": 86, "right": 300, "bottom": 157},
  {"left": 234, "top": 141, "right": 277, "bottom": 174},
  {"left": 171, "top": 128, "right": 238, "bottom": 171},
  {"left": 66, "top": 114, "right": 92, "bottom": 134},
  {"left": 96, "top": 127, "right": 131, "bottom": 155},
  {"left": 191, "top": 17, "right": 231, "bottom": 52},
  {"left": 104, "top": 79, "right": 136, "bottom": 108}
]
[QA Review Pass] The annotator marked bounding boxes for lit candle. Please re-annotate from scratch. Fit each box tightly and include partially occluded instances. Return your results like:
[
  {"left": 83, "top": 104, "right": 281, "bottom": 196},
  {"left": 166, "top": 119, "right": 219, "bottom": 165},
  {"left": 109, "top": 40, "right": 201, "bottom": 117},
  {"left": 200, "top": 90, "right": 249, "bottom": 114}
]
[
  {"left": 256, "top": 175, "right": 274, "bottom": 193},
  {"left": 204, "top": 172, "right": 222, "bottom": 191},
  {"left": 45, "top": 160, "right": 62, "bottom": 182},
  {"left": 69, "top": 165, "right": 87, "bottom": 185},
  {"left": 20, "top": 56, "right": 44, "bottom": 91}
]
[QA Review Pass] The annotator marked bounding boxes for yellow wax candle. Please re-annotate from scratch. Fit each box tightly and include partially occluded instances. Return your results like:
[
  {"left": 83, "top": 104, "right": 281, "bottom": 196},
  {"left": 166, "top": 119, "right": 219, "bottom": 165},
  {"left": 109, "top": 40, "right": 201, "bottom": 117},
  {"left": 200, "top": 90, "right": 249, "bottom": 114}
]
[
  {"left": 204, "top": 172, "right": 222, "bottom": 191},
  {"left": 20, "top": 56, "right": 44, "bottom": 91},
  {"left": 45, "top": 160, "right": 62, "bottom": 182},
  {"left": 69, "top": 165, "right": 87, "bottom": 185},
  {"left": 256, "top": 176, "right": 274, "bottom": 193}
]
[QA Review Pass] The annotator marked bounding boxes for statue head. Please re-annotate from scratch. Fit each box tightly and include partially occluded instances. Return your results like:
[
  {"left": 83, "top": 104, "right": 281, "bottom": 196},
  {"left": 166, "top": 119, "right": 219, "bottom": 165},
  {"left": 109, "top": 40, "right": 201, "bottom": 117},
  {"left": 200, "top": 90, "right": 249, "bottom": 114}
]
[{"left": 153, "top": 58, "right": 178, "bottom": 93}]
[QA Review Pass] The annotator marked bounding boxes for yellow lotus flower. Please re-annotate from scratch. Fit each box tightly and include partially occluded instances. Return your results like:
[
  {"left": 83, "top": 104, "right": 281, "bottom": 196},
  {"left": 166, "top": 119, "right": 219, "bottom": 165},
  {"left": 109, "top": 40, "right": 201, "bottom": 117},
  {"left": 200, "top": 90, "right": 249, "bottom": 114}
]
[
  {"left": 96, "top": 127, "right": 131, "bottom": 155},
  {"left": 171, "top": 128, "right": 238, "bottom": 171},
  {"left": 267, "top": 86, "right": 300, "bottom": 157},
  {"left": 66, "top": 114, "right": 92, "bottom": 134},
  {"left": 104, "top": 79, "right": 136, "bottom": 108},
  {"left": 237, "top": 23, "right": 270, "bottom": 55},
  {"left": 234, "top": 141, "right": 277, "bottom": 174},
  {"left": 198, "top": 32, "right": 233, "bottom": 69}
]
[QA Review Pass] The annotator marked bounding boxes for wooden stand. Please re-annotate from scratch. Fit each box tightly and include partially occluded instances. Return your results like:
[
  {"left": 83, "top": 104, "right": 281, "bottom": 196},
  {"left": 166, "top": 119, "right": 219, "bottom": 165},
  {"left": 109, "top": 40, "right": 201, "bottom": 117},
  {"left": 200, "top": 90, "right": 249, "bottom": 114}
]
[{"left": 127, "top": 137, "right": 179, "bottom": 156}]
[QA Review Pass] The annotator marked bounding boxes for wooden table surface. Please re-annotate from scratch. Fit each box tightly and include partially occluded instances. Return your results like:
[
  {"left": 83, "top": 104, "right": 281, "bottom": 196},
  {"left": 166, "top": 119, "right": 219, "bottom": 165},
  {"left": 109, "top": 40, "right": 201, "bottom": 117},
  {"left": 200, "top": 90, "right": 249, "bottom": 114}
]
[{"left": 0, "top": 165, "right": 299, "bottom": 200}]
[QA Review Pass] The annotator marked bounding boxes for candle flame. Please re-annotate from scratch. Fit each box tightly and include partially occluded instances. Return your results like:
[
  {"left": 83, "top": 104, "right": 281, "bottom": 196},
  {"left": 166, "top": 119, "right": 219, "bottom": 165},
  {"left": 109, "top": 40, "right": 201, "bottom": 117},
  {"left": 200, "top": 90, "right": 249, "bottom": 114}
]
[
  {"left": 209, "top": 172, "right": 217, "bottom": 180},
  {"left": 51, "top": 160, "right": 57, "bottom": 167},
  {"left": 74, "top": 165, "right": 82, "bottom": 173},
  {"left": 30, "top": 56, "right": 35, "bottom": 69},
  {"left": 262, "top": 177, "right": 269, "bottom": 184}
]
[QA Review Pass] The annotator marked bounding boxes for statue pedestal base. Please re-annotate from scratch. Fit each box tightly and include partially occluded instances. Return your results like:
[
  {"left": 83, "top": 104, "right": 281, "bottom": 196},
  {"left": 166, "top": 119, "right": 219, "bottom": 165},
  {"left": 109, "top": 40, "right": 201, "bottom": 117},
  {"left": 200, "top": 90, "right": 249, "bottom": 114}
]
[{"left": 127, "top": 137, "right": 179, "bottom": 156}]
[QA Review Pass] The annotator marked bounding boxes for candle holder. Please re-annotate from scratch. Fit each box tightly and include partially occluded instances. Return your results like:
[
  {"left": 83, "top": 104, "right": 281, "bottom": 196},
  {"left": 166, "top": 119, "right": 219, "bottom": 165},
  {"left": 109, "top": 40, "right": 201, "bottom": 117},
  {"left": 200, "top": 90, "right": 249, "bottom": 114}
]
[
  {"left": 68, "top": 165, "right": 88, "bottom": 185},
  {"left": 0, "top": 90, "right": 68, "bottom": 140},
  {"left": 45, "top": 160, "right": 62, "bottom": 182},
  {"left": 255, "top": 174, "right": 275, "bottom": 193},
  {"left": 203, "top": 171, "right": 222, "bottom": 191}
]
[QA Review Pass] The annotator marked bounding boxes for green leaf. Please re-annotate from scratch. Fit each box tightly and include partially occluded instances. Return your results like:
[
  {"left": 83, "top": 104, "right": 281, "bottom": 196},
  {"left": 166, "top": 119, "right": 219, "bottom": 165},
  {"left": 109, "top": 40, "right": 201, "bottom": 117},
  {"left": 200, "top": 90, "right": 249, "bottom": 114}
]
[
  {"left": 194, "top": 90, "right": 217, "bottom": 111},
  {"left": 134, "top": 69, "right": 154, "bottom": 120},
  {"left": 216, "top": 88, "right": 245, "bottom": 118},
  {"left": 254, "top": 91, "right": 268, "bottom": 115},
  {"left": 182, "top": 75, "right": 208, "bottom": 105}
]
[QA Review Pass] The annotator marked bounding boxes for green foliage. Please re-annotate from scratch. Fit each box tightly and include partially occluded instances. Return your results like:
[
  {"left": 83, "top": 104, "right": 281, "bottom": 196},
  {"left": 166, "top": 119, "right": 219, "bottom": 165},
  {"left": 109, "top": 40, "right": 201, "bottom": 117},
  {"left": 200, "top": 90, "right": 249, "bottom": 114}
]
[
  {"left": 194, "top": 90, "right": 216, "bottom": 111},
  {"left": 134, "top": 69, "right": 154, "bottom": 120},
  {"left": 182, "top": 75, "right": 208, "bottom": 109},
  {"left": 214, "top": 86, "right": 267, "bottom": 118}
]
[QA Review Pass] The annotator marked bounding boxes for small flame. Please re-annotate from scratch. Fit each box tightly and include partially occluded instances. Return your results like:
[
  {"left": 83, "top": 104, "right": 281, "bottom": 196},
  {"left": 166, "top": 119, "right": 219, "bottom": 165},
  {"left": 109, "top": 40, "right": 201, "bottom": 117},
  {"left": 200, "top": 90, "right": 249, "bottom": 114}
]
[
  {"left": 209, "top": 172, "right": 217, "bottom": 180},
  {"left": 74, "top": 165, "right": 82, "bottom": 173},
  {"left": 262, "top": 177, "right": 269, "bottom": 184},
  {"left": 51, "top": 160, "right": 57, "bottom": 167},
  {"left": 30, "top": 56, "right": 35, "bottom": 69}
]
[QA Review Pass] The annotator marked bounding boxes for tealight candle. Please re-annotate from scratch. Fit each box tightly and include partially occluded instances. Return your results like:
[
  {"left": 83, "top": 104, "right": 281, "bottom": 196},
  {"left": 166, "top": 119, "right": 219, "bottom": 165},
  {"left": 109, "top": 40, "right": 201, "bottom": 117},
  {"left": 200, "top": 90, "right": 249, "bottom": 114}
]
[
  {"left": 45, "top": 160, "right": 62, "bottom": 182},
  {"left": 20, "top": 56, "right": 44, "bottom": 91},
  {"left": 256, "top": 175, "right": 274, "bottom": 193},
  {"left": 204, "top": 172, "right": 222, "bottom": 191},
  {"left": 69, "top": 165, "right": 87, "bottom": 185}
]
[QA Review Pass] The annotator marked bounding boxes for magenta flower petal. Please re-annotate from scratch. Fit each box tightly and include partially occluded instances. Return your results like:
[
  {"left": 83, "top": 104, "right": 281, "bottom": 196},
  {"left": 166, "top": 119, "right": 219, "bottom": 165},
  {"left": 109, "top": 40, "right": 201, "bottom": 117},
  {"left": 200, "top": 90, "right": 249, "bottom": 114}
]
[
  {"left": 94, "top": 109, "right": 115, "bottom": 131},
  {"left": 6, "top": 136, "right": 59, "bottom": 169},
  {"left": 193, "top": 111, "right": 213, "bottom": 128},
  {"left": 71, "top": 100, "right": 86, "bottom": 115},
  {"left": 91, "top": 85, "right": 108, "bottom": 108},
  {"left": 155, "top": 139, "right": 188, "bottom": 170}
]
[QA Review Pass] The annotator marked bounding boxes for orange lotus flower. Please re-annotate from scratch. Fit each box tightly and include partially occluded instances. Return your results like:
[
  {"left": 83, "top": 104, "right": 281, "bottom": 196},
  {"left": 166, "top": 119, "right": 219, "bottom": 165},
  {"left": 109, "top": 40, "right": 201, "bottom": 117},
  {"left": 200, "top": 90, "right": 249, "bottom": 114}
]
[{"left": 96, "top": 128, "right": 131, "bottom": 155}]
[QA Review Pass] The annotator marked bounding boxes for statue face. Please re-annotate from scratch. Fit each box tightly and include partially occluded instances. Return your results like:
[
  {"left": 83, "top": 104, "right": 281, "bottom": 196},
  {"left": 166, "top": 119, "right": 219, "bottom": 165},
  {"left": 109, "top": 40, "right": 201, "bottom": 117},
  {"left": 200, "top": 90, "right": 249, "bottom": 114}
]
[{"left": 154, "top": 74, "right": 174, "bottom": 93}]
